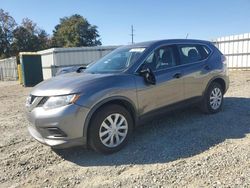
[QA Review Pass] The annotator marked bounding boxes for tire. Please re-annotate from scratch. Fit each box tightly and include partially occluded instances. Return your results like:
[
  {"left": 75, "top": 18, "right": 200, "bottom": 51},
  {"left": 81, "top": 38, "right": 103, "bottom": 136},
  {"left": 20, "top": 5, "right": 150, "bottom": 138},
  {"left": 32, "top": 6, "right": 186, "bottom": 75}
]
[
  {"left": 201, "top": 82, "right": 224, "bottom": 114},
  {"left": 88, "top": 104, "right": 133, "bottom": 154}
]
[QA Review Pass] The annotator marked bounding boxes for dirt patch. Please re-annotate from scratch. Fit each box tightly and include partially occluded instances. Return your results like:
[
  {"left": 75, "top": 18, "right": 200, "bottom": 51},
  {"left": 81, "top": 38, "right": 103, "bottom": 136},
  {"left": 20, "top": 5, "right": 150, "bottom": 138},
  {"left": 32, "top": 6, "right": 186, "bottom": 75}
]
[{"left": 0, "top": 71, "right": 250, "bottom": 187}]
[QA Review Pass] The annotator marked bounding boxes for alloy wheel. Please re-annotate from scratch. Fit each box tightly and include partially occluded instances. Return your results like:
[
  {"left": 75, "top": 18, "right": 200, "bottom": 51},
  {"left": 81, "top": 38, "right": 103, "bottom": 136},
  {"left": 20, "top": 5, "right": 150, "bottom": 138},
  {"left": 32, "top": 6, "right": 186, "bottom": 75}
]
[
  {"left": 99, "top": 113, "right": 128, "bottom": 148},
  {"left": 209, "top": 87, "right": 222, "bottom": 110}
]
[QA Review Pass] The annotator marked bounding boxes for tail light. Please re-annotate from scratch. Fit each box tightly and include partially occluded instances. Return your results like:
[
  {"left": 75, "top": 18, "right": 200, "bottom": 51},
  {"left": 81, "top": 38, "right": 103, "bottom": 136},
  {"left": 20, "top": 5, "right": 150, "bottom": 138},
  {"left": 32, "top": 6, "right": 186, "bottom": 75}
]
[{"left": 221, "top": 55, "right": 228, "bottom": 75}]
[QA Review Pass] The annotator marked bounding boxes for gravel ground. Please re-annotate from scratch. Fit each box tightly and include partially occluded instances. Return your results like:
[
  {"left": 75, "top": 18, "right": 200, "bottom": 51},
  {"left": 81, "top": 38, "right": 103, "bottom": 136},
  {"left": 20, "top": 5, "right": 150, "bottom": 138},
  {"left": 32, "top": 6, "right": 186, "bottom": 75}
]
[{"left": 0, "top": 71, "right": 250, "bottom": 188}]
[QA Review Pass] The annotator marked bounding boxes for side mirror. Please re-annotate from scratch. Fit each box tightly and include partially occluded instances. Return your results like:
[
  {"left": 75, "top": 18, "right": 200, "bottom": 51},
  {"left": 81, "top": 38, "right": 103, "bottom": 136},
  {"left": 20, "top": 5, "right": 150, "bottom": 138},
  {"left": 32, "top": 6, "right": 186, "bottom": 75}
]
[
  {"left": 76, "top": 66, "right": 86, "bottom": 73},
  {"left": 139, "top": 68, "right": 156, "bottom": 85}
]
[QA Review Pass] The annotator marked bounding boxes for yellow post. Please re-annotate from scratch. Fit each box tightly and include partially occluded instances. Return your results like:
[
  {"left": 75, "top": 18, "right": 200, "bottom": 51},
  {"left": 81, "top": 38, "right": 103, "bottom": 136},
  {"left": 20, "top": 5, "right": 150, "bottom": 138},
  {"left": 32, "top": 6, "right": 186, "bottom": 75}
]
[{"left": 17, "top": 64, "right": 23, "bottom": 85}]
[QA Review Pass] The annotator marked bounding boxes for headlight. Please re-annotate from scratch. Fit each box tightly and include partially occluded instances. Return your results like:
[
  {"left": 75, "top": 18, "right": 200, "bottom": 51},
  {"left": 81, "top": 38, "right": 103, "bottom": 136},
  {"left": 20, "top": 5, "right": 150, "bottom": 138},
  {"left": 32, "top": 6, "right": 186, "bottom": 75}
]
[
  {"left": 25, "top": 95, "right": 32, "bottom": 107},
  {"left": 43, "top": 94, "right": 80, "bottom": 110}
]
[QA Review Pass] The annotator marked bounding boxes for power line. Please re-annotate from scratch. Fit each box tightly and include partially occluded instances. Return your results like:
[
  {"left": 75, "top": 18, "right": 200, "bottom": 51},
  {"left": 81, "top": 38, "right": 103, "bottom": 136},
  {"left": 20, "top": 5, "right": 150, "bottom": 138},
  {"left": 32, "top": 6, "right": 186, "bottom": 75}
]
[{"left": 130, "top": 25, "right": 134, "bottom": 44}]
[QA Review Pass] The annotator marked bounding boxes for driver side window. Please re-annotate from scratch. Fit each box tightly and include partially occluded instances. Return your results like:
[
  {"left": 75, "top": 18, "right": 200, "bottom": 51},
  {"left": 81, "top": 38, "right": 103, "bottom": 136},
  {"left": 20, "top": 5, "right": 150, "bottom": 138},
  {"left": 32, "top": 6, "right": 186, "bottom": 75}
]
[{"left": 143, "top": 46, "right": 177, "bottom": 71}]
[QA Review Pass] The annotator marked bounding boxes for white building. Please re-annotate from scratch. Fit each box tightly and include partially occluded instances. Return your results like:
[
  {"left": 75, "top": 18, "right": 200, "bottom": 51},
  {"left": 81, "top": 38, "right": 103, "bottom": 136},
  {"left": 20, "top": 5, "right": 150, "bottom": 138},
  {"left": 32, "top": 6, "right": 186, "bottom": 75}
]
[{"left": 38, "top": 46, "right": 119, "bottom": 79}]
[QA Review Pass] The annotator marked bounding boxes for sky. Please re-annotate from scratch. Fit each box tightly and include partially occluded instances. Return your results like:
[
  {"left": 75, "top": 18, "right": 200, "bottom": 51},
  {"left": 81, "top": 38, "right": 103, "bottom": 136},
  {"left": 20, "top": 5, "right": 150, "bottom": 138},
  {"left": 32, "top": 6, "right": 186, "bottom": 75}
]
[{"left": 1, "top": 0, "right": 250, "bottom": 45}]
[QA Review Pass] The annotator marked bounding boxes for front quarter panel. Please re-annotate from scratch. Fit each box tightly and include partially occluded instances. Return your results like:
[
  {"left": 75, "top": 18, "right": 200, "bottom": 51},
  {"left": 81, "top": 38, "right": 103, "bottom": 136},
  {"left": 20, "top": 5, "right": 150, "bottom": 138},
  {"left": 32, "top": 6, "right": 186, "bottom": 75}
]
[
  {"left": 75, "top": 74, "right": 138, "bottom": 111},
  {"left": 75, "top": 74, "right": 138, "bottom": 139}
]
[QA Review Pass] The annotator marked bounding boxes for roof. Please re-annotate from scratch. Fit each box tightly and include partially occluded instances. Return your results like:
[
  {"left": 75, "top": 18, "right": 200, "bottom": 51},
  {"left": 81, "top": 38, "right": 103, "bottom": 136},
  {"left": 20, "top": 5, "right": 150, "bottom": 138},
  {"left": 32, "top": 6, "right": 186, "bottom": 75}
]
[
  {"left": 129, "top": 39, "right": 212, "bottom": 48},
  {"left": 19, "top": 52, "right": 39, "bottom": 56}
]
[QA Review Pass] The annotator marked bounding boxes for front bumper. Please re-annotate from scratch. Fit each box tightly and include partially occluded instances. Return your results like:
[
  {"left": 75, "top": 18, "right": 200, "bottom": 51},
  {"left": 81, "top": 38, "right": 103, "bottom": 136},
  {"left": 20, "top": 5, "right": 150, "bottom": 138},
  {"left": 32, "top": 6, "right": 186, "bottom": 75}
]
[{"left": 26, "top": 103, "right": 90, "bottom": 148}]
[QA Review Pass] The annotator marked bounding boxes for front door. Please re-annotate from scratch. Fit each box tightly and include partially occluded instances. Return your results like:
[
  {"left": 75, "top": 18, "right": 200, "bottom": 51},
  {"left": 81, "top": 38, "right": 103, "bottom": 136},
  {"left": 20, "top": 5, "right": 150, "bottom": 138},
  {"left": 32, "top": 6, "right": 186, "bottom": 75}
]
[{"left": 135, "top": 45, "right": 184, "bottom": 116}]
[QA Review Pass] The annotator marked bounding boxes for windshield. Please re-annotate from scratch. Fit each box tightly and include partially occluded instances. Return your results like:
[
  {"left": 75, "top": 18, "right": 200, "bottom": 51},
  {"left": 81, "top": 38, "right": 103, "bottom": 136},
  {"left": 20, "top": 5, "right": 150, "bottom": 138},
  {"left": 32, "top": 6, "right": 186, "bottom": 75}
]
[{"left": 85, "top": 47, "right": 146, "bottom": 73}]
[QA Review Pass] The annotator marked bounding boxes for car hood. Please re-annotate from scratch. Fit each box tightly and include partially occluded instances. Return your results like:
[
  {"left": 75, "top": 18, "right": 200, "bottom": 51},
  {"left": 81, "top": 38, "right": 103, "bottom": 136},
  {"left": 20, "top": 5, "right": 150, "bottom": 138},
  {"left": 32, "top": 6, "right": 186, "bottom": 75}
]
[{"left": 31, "top": 72, "right": 112, "bottom": 96}]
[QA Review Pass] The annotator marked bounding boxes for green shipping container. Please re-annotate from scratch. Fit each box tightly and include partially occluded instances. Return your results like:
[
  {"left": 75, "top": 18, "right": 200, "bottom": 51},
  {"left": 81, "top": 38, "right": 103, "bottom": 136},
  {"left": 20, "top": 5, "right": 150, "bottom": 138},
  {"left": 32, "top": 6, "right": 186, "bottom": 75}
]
[{"left": 20, "top": 53, "right": 43, "bottom": 87}]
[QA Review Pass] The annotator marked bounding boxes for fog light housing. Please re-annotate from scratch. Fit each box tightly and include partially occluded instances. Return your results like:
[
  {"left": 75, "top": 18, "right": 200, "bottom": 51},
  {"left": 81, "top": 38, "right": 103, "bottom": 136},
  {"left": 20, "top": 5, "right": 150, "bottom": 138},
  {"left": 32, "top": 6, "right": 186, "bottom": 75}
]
[{"left": 46, "top": 127, "right": 67, "bottom": 138}]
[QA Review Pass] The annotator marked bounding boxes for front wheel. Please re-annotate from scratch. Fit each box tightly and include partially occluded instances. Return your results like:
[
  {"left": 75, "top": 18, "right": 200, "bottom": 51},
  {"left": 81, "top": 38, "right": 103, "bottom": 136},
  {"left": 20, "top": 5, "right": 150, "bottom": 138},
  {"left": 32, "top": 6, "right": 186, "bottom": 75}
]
[
  {"left": 89, "top": 104, "right": 133, "bottom": 154},
  {"left": 201, "top": 82, "right": 224, "bottom": 114}
]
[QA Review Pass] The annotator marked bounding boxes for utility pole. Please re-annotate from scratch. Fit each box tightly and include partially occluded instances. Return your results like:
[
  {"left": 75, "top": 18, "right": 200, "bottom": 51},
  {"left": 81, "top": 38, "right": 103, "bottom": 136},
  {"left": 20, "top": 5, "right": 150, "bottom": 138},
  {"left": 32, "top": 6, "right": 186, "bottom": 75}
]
[{"left": 130, "top": 25, "right": 134, "bottom": 44}]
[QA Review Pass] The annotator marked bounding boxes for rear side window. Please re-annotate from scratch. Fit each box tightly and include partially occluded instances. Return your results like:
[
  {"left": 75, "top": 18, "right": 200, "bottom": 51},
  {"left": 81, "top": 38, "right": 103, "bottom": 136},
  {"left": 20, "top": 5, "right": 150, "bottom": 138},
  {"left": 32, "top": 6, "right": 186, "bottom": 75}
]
[
  {"left": 202, "top": 45, "right": 211, "bottom": 56},
  {"left": 178, "top": 45, "right": 211, "bottom": 64}
]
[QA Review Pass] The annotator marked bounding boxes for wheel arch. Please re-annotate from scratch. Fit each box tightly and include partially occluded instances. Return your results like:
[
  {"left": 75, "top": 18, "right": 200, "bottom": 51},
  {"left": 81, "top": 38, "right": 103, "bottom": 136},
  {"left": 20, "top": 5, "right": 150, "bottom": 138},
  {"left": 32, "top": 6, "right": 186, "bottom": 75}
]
[
  {"left": 204, "top": 76, "right": 226, "bottom": 96},
  {"left": 83, "top": 97, "right": 137, "bottom": 144}
]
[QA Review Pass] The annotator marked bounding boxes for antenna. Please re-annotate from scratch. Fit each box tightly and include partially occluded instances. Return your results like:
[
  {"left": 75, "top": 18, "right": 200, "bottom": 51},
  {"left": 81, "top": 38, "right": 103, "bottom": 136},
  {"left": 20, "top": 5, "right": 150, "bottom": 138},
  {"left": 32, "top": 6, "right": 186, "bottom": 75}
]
[
  {"left": 185, "top": 33, "right": 189, "bottom": 39},
  {"left": 130, "top": 25, "right": 135, "bottom": 44}
]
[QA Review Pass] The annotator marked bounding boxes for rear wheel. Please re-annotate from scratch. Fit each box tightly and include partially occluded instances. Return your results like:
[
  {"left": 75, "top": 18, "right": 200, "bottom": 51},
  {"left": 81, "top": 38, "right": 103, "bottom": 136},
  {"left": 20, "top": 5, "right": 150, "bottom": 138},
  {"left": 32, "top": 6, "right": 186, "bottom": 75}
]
[
  {"left": 89, "top": 104, "right": 133, "bottom": 154},
  {"left": 201, "top": 82, "right": 223, "bottom": 114}
]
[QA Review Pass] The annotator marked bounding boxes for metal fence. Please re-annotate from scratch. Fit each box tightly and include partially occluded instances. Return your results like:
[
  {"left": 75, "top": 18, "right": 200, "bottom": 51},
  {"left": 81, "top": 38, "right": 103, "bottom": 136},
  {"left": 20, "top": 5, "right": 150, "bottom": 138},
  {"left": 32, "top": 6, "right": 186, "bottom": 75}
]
[
  {"left": 0, "top": 57, "right": 18, "bottom": 81},
  {"left": 213, "top": 33, "right": 250, "bottom": 69}
]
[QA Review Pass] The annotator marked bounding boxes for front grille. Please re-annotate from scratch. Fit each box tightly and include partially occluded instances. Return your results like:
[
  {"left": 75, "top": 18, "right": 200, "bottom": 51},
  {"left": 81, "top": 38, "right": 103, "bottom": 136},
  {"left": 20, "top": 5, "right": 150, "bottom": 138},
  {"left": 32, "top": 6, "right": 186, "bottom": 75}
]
[
  {"left": 27, "top": 95, "right": 45, "bottom": 111},
  {"left": 30, "top": 95, "right": 36, "bottom": 104},
  {"left": 37, "top": 97, "right": 49, "bottom": 107}
]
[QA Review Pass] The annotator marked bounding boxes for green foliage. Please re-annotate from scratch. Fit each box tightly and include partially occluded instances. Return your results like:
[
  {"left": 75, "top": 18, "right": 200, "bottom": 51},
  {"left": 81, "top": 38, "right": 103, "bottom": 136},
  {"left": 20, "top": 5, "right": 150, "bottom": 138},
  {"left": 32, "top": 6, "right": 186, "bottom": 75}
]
[
  {"left": 0, "top": 10, "right": 102, "bottom": 59},
  {"left": 0, "top": 9, "right": 17, "bottom": 58},
  {"left": 52, "top": 14, "right": 101, "bottom": 47},
  {"left": 11, "top": 18, "right": 50, "bottom": 56}
]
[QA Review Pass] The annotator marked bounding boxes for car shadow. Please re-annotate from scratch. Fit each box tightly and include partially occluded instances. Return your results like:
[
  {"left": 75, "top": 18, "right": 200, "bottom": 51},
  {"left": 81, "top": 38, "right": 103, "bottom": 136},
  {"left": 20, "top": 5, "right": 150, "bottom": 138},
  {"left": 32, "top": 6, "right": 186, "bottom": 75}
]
[{"left": 54, "top": 97, "right": 250, "bottom": 166}]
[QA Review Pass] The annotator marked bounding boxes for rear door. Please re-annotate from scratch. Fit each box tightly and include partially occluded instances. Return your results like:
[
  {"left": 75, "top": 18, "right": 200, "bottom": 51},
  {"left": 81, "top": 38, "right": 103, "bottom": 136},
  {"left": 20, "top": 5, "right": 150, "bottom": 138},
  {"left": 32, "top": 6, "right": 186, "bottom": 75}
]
[
  {"left": 135, "top": 45, "right": 184, "bottom": 115},
  {"left": 176, "top": 44, "right": 212, "bottom": 99}
]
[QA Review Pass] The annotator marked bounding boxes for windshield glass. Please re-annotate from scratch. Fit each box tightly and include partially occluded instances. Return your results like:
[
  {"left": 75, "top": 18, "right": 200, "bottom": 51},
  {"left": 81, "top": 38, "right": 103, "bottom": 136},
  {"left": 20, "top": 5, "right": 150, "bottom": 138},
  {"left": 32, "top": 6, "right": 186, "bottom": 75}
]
[{"left": 85, "top": 47, "right": 146, "bottom": 73}]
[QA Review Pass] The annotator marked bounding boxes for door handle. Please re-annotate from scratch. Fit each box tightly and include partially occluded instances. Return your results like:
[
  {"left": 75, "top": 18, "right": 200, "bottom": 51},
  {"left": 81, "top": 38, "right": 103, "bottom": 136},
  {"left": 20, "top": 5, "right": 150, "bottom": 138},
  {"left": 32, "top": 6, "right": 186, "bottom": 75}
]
[{"left": 173, "top": 73, "right": 182, "bottom": 79}]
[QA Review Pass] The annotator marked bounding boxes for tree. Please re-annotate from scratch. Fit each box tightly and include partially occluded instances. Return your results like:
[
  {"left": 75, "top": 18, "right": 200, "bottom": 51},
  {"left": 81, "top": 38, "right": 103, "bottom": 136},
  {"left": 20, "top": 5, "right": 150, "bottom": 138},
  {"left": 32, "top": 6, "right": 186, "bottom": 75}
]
[
  {"left": 0, "top": 11, "right": 102, "bottom": 58},
  {"left": 11, "top": 26, "right": 37, "bottom": 53},
  {"left": 21, "top": 17, "right": 38, "bottom": 35},
  {"left": 0, "top": 9, "right": 17, "bottom": 58},
  {"left": 37, "top": 29, "right": 50, "bottom": 50},
  {"left": 11, "top": 18, "right": 50, "bottom": 55},
  {"left": 52, "top": 14, "right": 101, "bottom": 47}
]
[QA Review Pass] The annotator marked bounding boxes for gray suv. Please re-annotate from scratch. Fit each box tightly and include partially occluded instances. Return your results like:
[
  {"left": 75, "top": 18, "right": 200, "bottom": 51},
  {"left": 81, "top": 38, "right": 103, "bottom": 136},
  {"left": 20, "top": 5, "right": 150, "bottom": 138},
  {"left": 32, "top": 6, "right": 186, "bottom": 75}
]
[{"left": 26, "top": 39, "right": 229, "bottom": 154}]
